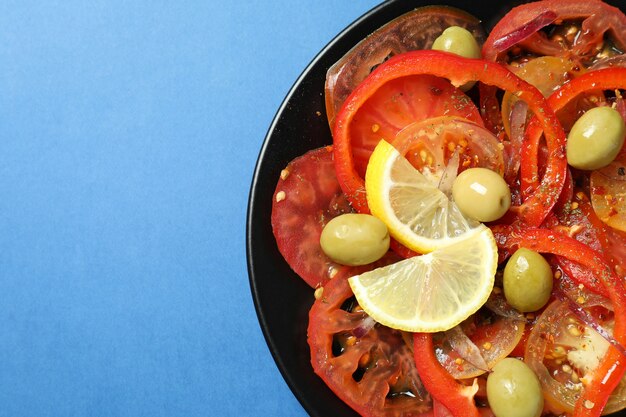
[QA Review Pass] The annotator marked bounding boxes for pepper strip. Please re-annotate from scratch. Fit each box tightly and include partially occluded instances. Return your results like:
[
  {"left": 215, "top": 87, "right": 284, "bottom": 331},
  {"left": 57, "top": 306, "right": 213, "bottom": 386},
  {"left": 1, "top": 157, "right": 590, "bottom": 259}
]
[
  {"left": 413, "top": 332, "right": 481, "bottom": 417},
  {"left": 332, "top": 50, "right": 566, "bottom": 226},
  {"left": 521, "top": 67, "right": 626, "bottom": 198}
]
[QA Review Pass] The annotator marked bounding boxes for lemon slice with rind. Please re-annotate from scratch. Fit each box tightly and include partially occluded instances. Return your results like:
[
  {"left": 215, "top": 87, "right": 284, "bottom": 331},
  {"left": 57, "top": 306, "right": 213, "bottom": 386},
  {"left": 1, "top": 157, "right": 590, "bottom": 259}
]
[
  {"left": 365, "top": 139, "right": 480, "bottom": 253},
  {"left": 348, "top": 225, "right": 497, "bottom": 333}
]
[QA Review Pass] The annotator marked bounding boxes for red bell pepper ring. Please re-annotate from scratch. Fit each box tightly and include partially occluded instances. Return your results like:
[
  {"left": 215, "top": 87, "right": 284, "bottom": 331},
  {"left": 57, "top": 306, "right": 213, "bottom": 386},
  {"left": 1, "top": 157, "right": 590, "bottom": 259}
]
[
  {"left": 521, "top": 67, "right": 626, "bottom": 197},
  {"left": 413, "top": 332, "right": 481, "bottom": 417},
  {"left": 332, "top": 50, "right": 566, "bottom": 227},
  {"left": 500, "top": 227, "right": 626, "bottom": 417}
]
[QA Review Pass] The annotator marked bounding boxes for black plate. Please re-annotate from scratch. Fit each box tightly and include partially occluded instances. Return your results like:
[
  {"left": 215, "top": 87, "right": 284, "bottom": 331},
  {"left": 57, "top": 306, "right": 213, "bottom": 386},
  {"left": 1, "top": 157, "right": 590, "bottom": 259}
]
[{"left": 247, "top": 1, "right": 626, "bottom": 416}]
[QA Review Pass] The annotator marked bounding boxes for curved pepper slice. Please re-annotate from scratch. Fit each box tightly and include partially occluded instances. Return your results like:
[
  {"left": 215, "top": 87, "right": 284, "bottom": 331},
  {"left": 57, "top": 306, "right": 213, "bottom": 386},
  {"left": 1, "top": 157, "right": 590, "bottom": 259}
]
[
  {"left": 521, "top": 67, "right": 626, "bottom": 197},
  {"left": 413, "top": 332, "right": 481, "bottom": 417},
  {"left": 332, "top": 50, "right": 566, "bottom": 226}
]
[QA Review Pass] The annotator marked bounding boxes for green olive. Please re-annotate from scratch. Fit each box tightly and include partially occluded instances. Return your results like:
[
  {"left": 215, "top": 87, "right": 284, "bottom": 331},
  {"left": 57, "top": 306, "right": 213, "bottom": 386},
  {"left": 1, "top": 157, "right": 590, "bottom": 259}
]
[
  {"left": 320, "top": 213, "right": 390, "bottom": 266},
  {"left": 432, "top": 26, "right": 481, "bottom": 91},
  {"left": 503, "top": 248, "right": 552, "bottom": 312},
  {"left": 566, "top": 106, "right": 626, "bottom": 170},
  {"left": 451, "top": 168, "right": 511, "bottom": 222},
  {"left": 432, "top": 26, "right": 481, "bottom": 59},
  {"left": 487, "top": 358, "right": 543, "bottom": 417}
]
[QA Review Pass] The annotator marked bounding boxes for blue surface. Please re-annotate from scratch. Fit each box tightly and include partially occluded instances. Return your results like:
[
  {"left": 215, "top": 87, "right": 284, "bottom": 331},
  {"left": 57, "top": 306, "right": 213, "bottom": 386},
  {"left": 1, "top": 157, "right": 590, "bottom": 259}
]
[{"left": 0, "top": 1, "right": 380, "bottom": 416}]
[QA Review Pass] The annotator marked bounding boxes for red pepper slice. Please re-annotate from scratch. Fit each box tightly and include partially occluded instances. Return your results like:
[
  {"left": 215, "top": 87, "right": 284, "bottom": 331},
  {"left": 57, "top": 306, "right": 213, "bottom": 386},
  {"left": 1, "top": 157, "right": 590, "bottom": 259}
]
[
  {"left": 413, "top": 332, "right": 481, "bottom": 417},
  {"left": 521, "top": 67, "right": 626, "bottom": 198},
  {"left": 333, "top": 50, "right": 566, "bottom": 227}
]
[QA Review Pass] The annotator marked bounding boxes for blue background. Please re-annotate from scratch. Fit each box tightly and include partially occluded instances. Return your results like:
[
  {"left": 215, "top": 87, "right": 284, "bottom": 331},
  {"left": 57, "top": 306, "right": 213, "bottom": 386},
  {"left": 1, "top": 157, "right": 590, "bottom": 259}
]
[{"left": 0, "top": 1, "right": 380, "bottom": 416}]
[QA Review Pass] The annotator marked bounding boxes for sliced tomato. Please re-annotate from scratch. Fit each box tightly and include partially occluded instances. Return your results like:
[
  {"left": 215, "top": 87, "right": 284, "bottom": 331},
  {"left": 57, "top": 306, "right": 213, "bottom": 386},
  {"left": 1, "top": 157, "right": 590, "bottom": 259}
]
[
  {"left": 308, "top": 273, "right": 432, "bottom": 417},
  {"left": 344, "top": 74, "right": 483, "bottom": 183},
  {"left": 482, "top": 0, "right": 626, "bottom": 64},
  {"left": 479, "top": 0, "right": 626, "bottom": 136},
  {"left": 591, "top": 152, "right": 626, "bottom": 232},
  {"left": 524, "top": 299, "right": 626, "bottom": 416},
  {"left": 554, "top": 191, "right": 626, "bottom": 293},
  {"left": 271, "top": 146, "right": 403, "bottom": 288},
  {"left": 390, "top": 116, "right": 504, "bottom": 183},
  {"left": 434, "top": 300, "right": 525, "bottom": 380},
  {"left": 325, "top": 5, "right": 485, "bottom": 125}
]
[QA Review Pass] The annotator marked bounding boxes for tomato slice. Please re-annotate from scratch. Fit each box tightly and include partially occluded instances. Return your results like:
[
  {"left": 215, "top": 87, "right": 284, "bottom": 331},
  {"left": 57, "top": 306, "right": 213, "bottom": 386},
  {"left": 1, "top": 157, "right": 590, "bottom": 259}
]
[
  {"left": 343, "top": 74, "right": 483, "bottom": 185},
  {"left": 308, "top": 273, "right": 432, "bottom": 417},
  {"left": 271, "top": 146, "right": 403, "bottom": 288},
  {"left": 325, "top": 5, "right": 485, "bottom": 125},
  {"left": 524, "top": 299, "right": 626, "bottom": 416},
  {"left": 591, "top": 152, "right": 626, "bottom": 232},
  {"left": 479, "top": 0, "right": 626, "bottom": 136},
  {"left": 270, "top": 146, "right": 353, "bottom": 288},
  {"left": 390, "top": 116, "right": 504, "bottom": 183},
  {"left": 482, "top": 0, "right": 626, "bottom": 64},
  {"left": 434, "top": 307, "right": 525, "bottom": 380}
]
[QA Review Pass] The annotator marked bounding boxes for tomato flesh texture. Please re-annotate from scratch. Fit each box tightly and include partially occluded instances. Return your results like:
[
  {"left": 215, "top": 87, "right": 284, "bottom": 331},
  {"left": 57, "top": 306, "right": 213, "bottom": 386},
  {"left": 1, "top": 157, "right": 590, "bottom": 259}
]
[
  {"left": 482, "top": 0, "right": 626, "bottom": 63},
  {"left": 348, "top": 74, "right": 483, "bottom": 179},
  {"left": 591, "top": 152, "right": 626, "bottom": 233},
  {"left": 524, "top": 299, "right": 626, "bottom": 416},
  {"left": 271, "top": 146, "right": 403, "bottom": 288},
  {"left": 308, "top": 274, "right": 431, "bottom": 417}
]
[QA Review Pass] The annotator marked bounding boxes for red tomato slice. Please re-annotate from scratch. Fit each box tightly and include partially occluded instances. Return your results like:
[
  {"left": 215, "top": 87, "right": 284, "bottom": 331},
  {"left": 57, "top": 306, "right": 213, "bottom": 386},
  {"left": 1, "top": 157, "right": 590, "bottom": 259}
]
[
  {"left": 479, "top": 0, "right": 626, "bottom": 136},
  {"left": 524, "top": 299, "right": 626, "bottom": 416},
  {"left": 346, "top": 75, "right": 483, "bottom": 181},
  {"left": 271, "top": 146, "right": 354, "bottom": 288},
  {"left": 271, "top": 146, "right": 403, "bottom": 288},
  {"left": 591, "top": 152, "right": 626, "bottom": 233},
  {"left": 390, "top": 116, "right": 503, "bottom": 181},
  {"left": 308, "top": 272, "right": 432, "bottom": 417},
  {"left": 325, "top": 5, "right": 485, "bottom": 126},
  {"left": 482, "top": 0, "right": 626, "bottom": 63},
  {"left": 434, "top": 300, "right": 525, "bottom": 380}
]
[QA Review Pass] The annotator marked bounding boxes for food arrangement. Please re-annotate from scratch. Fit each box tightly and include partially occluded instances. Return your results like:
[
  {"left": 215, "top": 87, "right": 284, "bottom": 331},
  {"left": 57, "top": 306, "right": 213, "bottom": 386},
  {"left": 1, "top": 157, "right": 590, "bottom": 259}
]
[{"left": 268, "top": 1, "right": 626, "bottom": 416}]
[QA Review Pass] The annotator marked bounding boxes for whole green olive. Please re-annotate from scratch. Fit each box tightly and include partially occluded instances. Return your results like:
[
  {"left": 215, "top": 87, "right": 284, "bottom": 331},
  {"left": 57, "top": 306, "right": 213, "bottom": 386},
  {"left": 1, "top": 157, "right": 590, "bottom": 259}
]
[
  {"left": 432, "top": 26, "right": 481, "bottom": 59},
  {"left": 320, "top": 213, "right": 390, "bottom": 266},
  {"left": 432, "top": 26, "right": 480, "bottom": 91},
  {"left": 451, "top": 168, "right": 511, "bottom": 223},
  {"left": 487, "top": 358, "right": 543, "bottom": 417},
  {"left": 503, "top": 248, "right": 553, "bottom": 312},
  {"left": 566, "top": 106, "right": 626, "bottom": 170}
]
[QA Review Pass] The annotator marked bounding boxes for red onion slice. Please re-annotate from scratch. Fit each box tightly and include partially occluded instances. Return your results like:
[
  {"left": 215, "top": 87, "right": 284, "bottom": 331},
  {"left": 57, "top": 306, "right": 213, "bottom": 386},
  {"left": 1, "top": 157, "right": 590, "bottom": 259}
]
[
  {"left": 492, "top": 10, "right": 558, "bottom": 53},
  {"left": 352, "top": 315, "right": 376, "bottom": 338},
  {"left": 444, "top": 325, "right": 489, "bottom": 372}
]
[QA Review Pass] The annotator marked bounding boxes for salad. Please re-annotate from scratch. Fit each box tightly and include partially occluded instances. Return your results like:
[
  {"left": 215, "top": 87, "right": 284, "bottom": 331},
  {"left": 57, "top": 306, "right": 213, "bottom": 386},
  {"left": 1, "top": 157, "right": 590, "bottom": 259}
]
[{"left": 269, "top": 1, "right": 626, "bottom": 416}]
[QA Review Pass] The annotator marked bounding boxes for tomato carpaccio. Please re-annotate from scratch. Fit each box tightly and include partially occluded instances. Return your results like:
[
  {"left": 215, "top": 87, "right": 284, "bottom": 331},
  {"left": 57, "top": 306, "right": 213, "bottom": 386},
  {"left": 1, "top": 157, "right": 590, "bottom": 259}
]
[{"left": 268, "top": 1, "right": 626, "bottom": 416}]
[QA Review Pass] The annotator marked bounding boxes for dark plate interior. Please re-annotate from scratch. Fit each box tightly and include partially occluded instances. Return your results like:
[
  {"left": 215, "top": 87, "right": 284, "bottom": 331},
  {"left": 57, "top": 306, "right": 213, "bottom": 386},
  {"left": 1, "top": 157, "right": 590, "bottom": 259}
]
[{"left": 246, "top": 1, "right": 626, "bottom": 416}]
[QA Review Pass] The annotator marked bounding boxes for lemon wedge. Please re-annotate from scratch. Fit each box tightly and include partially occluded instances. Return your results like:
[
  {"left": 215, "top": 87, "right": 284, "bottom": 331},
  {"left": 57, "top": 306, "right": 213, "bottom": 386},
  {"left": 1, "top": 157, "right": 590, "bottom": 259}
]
[
  {"left": 348, "top": 225, "right": 497, "bottom": 332},
  {"left": 365, "top": 139, "right": 480, "bottom": 253}
]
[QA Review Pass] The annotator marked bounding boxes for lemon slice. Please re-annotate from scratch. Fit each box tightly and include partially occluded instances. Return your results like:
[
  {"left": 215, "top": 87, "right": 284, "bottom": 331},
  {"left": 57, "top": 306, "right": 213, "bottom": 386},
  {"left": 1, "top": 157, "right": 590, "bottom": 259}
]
[
  {"left": 348, "top": 225, "right": 497, "bottom": 332},
  {"left": 365, "top": 139, "right": 479, "bottom": 253}
]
